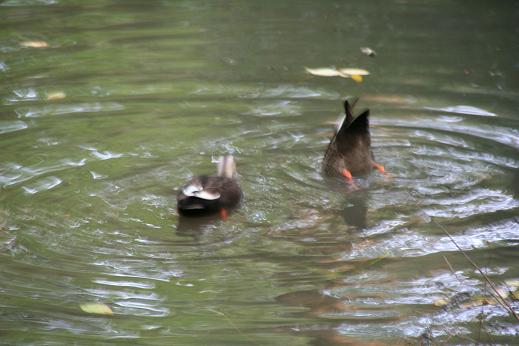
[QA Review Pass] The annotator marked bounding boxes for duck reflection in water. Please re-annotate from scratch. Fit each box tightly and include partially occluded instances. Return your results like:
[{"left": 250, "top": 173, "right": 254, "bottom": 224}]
[
  {"left": 341, "top": 191, "right": 369, "bottom": 229},
  {"left": 176, "top": 213, "right": 222, "bottom": 240}
]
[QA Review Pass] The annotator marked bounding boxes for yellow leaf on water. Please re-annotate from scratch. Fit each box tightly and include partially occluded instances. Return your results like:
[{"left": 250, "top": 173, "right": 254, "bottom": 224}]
[
  {"left": 495, "top": 287, "right": 510, "bottom": 299},
  {"left": 304, "top": 67, "right": 341, "bottom": 77},
  {"left": 47, "top": 91, "right": 66, "bottom": 100},
  {"left": 338, "top": 68, "right": 370, "bottom": 76},
  {"left": 505, "top": 280, "right": 519, "bottom": 288},
  {"left": 20, "top": 41, "right": 49, "bottom": 48},
  {"left": 433, "top": 298, "right": 448, "bottom": 307},
  {"left": 80, "top": 303, "right": 113, "bottom": 315},
  {"left": 351, "top": 75, "right": 363, "bottom": 83}
]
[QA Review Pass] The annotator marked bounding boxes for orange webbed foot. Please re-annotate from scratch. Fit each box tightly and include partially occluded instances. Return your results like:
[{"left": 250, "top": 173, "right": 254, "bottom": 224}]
[
  {"left": 373, "top": 162, "right": 385, "bottom": 174},
  {"left": 373, "top": 162, "right": 394, "bottom": 182},
  {"left": 342, "top": 169, "right": 353, "bottom": 181},
  {"left": 220, "top": 208, "right": 228, "bottom": 221},
  {"left": 341, "top": 169, "right": 359, "bottom": 190}
]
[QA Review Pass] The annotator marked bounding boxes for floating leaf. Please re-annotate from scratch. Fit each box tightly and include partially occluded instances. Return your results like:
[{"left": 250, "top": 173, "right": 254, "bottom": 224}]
[
  {"left": 351, "top": 75, "right": 363, "bottom": 83},
  {"left": 80, "top": 303, "right": 113, "bottom": 315},
  {"left": 305, "top": 66, "right": 370, "bottom": 82},
  {"left": 459, "top": 295, "right": 496, "bottom": 308},
  {"left": 20, "top": 41, "right": 49, "bottom": 48},
  {"left": 47, "top": 91, "right": 66, "bottom": 100},
  {"left": 305, "top": 67, "right": 341, "bottom": 77},
  {"left": 433, "top": 298, "right": 448, "bottom": 307},
  {"left": 505, "top": 280, "right": 519, "bottom": 288},
  {"left": 360, "top": 47, "right": 376, "bottom": 57},
  {"left": 338, "top": 68, "right": 370, "bottom": 76},
  {"left": 495, "top": 287, "right": 510, "bottom": 299},
  {"left": 407, "top": 214, "right": 430, "bottom": 226}
]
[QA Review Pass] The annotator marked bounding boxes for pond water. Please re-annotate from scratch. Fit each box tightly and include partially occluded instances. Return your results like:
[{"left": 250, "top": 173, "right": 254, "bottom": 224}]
[{"left": 1, "top": 0, "right": 519, "bottom": 344}]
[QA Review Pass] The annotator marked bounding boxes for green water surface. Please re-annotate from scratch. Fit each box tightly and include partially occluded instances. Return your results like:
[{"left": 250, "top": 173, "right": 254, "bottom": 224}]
[{"left": 1, "top": 1, "right": 519, "bottom": 344}]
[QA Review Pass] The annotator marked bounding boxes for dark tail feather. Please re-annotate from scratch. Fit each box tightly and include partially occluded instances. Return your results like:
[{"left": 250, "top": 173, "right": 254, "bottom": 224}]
[
  {"left": 343, "top": 97, "right": 359, "bottom": 124},
  {"left": 348, "top": 109, "right": 370, "bottom": 135},
  {"left": 335, "top": 108, "right": 371, "bottom": 152}
]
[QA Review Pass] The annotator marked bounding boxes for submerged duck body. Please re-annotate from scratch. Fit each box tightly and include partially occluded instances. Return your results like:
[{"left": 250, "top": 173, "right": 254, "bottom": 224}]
[
  {"left": 323, "top": 98, "right": 384, "bottom": 182},
  {"left": 177, "top": 155, "right": 242, "bottom": 217}
]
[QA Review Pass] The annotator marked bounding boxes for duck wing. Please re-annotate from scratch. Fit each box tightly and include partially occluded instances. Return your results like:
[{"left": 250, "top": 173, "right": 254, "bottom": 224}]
[{"left": 181, "top": 176, "right": 221, "bottom": 200}]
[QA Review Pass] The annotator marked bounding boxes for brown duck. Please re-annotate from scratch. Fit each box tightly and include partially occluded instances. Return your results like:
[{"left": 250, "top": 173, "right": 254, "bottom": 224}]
[
  {"left": 177, "top": 155, "right": 242, "bottom": 219},
  {"left": 322, "top": 98, "right": 385, "bottom": 185}
]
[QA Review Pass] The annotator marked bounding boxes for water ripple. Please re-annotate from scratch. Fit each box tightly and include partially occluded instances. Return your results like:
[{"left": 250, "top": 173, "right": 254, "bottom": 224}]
[
  {"left": 386, "top": 118, "right": 519, "bottom": 149},
  {"left": 425, "top": 105, "right": 496, "bottom": 117},
  {"left": 80, "top": 145, "right": 125, "bottom": 160},
  {"left": 93, "top": 279, "right": 155, "bottom": 290},
  {"left": 22, "top": 176, "right": 62, "bottom": 194},
  {"left": 0, "top": 120, "right": 28, "bottom": 134},
  {"left": 15, "top": 102, "right": 125, "bottom": 118},
  {"left": 423, "top": 189, "right": 519, "bottom": 218},
  {"left": 0, "top": 0, "right": 57, "bottom": 6},
  {"left": 349, "top": 218, "right": 519, "bottom": 259},
  {"left": 245, "top": 100, "right": 301, "bottom": 117},
  {"left": 0, "top": 159, "right": 86, "bottom": 188}
]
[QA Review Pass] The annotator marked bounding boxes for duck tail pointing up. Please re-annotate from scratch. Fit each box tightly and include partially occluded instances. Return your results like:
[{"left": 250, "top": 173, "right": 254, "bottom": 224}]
[
  {"left": 343, "top": 97, "right": 359, "bottom": 125},
  {"left": 217, "top": 155, "right": 237, "bottom": 178}
]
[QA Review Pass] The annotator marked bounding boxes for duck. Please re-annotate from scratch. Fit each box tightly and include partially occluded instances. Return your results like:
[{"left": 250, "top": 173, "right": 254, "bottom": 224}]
[
  {"left": 322, "top": 98, "right": 385, "bottom": 185},
  {"left": 177, "top": 155, "right": 242, "bottom": 219}
]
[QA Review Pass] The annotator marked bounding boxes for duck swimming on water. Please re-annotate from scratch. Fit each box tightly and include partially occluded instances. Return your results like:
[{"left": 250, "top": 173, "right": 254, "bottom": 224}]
[
  {"left": 322, "top": 98, "right": 385, "bottom": 185},
  {"left": 177, "top": 155, "right": 242, "bottom": 219}
]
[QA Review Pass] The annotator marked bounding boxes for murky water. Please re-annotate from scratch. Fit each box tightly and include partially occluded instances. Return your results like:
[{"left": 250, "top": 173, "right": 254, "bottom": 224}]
[{"left": 1, "top": 1, "right": 519, "bottom": 344}]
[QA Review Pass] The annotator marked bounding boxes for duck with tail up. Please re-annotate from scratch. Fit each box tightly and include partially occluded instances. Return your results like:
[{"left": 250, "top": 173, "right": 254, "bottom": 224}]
[
  {"left": 322, "top": 98, "right": 385, "bottom": 187},
  {"left": 177, "top": 155, "right": 242, "bottom": 220}
]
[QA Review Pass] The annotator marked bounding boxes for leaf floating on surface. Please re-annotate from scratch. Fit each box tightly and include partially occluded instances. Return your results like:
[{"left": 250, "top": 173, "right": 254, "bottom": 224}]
[
  {"left": 305, "top": 67, "right": 370, "bottom": 82},
  {"left": 505, "top": 280, "right": 519, "bottom": 288},
  {"left": 47, "top": 91, "right": 66, "bottom": 100},
  {"left": 338, "top": 68, "right": 370, "bottom": 76},
  {"left": 20, "top": 41, "right": 49, "bottom": 48},
  {"left": 433, "top": 298, "right": 448, "bottom": 307},
  {"left": 495, "top": 287, "right": 510, "bottom": 299},
  {"left": 80, "top": 303, "right": 113, "bottom": 315},
  {"left": 351, "top": 75, "right": 363, "bottom": 83},
  {"left": 360, "top": 47, "right": 376, "bottom": 57},
  {"left": 304, "top": 67, "right": 342, "bottom": 77}
]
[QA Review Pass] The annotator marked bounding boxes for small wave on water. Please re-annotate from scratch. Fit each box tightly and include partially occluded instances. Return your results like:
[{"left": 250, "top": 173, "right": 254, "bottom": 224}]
[
  {"left": 425, "top": 105, "right": 496, "bottom": 117},
  {"left": 15, "top": 102, "right": 125, "bottom": 118},
  {"left": 0, "top": 120, "right": 28, "bottom": 134}
]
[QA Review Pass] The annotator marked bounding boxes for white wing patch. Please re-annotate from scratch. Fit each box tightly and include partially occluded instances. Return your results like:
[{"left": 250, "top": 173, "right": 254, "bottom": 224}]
[
  {"left": 195, "top": 190, "right": 220, "bottom": 200},
  {"left": 182, "top": 184, "right": 220, "bottom": 200},
  {"left": 182, "top": 184, "right": 202, "bottom": 196}
]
